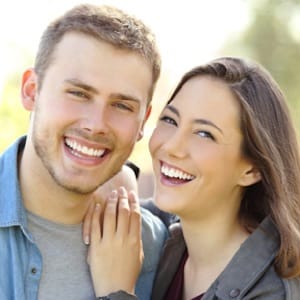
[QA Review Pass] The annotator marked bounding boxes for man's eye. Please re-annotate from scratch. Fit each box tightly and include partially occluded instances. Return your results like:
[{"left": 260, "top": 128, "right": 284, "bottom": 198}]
[
  {"left": 113, "top": 102, "right": 133, "bottom": 112},
  {"left": 68, "top": 90, "right": 89, "bottom": 99},
  {"left": 159, "top": 115, "right": 177, "bottom": 126}
]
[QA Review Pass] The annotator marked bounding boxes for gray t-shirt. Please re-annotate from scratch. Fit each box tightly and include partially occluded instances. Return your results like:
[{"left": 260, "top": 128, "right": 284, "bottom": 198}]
[{"left": 27, "top": 211, "right": 95, "bottom": 300}]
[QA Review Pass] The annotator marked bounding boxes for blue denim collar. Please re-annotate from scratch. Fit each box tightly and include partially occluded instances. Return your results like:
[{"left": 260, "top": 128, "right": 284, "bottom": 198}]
[{"left": 0, "top": 136, "right": 28, "bottom": 231}]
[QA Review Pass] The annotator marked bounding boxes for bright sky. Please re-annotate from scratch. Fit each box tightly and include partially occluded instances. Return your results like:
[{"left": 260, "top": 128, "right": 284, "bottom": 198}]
[
  {"left": 0, "top": 0, "right": 250, "bottom": 179},
  {"left": 0, "top": 0, "right": 249, "bottom": 93}
]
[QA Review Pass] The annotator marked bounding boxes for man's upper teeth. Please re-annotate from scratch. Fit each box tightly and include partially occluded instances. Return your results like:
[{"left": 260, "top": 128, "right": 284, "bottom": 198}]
[
  {"left": 161, "top": 164, "right": 194, "bottom": 180},
  {"left": 66, "top": 139, "right": 105, "bottom": 157}
]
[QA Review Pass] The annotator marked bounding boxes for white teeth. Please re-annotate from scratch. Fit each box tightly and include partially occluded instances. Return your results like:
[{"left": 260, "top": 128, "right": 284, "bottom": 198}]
[
  {"left": 161, "top": 164, "right": 195, "bottom": 180},
  {"left": 65, "top": 138, "right": 105, "bottom": 157}
]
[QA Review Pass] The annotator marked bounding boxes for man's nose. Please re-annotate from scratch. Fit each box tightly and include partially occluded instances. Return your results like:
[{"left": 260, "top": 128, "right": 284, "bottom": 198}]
[{"left": 80, "top": 103, "right": 110, "bottom": 135}]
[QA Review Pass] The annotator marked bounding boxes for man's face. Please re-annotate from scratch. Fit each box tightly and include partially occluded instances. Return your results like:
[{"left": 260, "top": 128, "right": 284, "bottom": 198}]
[{"left": 22, "top": 32, "right": 152, "bottom": 194}]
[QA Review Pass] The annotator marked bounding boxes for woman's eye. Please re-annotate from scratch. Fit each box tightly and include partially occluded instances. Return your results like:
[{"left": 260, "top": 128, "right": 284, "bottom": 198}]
[
  {"left": 196, "top": 130, "right": 215, "bottom": 140},
  {"left": 159, "top": 115, "right": 177, "bottom": 126}
]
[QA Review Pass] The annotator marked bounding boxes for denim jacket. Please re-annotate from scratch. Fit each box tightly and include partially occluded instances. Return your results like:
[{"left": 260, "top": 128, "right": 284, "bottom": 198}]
[
  {"left": 151, "top": 217, "right": 300, "bottom": 300},
  {"left": 0, "top": 137, "right": 167, "bottom": 300}
]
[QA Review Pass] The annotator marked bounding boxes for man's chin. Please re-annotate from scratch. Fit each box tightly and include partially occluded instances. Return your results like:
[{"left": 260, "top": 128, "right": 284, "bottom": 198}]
[
  {"left": 69, "top": 182, "right": 102, "bottom": 195},
  {"left": 53, "top": 177, "right": 100, "bottom": 195}
]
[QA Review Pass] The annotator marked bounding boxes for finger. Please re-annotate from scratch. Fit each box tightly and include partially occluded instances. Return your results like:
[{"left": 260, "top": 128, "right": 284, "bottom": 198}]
[
  {"left": 128, "top": 191, "right": 142, "bottom": 238},
  {"left": 102, "top": 190, "right": 118, "bottom": 239},
  {"left": 116, "top": 186, "right": 130, "bottom": 238},
  {"left": 82, "top": 199, "right": 95, "bottom": 245},
  {"left": 90, "top": 202, "right": 102, "bottom": 245}
]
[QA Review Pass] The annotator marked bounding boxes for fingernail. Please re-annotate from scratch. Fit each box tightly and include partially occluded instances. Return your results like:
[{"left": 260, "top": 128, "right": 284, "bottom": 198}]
[
  {"left": 84, "top": 235, "right": 90, "bottom": 245},
  {"left": 110, "top": 190, "right": 118, "bottom": 199},
  {"left": 95, "top": 203, "right": 100, "bottom": 210}
]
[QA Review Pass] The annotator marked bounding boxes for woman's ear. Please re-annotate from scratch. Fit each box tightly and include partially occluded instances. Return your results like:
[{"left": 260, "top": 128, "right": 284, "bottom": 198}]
[
  {"left": 21, "top": 68, "right": 38, "bottom": 111},
  {"left": 238, "top": 165, "right": 262, "bottom": 187}
]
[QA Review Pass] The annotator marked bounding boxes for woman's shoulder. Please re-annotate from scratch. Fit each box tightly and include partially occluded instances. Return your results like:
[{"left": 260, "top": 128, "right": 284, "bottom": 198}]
[
  {"left": 282, "top": 276, "right": 300, "bottom": 300},
  {"left": 238, "top": 269, "right": 300, "bottom": 300},
  {"left": 210, "top": 217, "right": 295, "bottom": 299}
]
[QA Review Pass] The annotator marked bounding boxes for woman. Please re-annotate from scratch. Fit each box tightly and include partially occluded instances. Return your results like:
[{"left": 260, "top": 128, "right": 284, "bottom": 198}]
[{"left": 87, "top": 57, "right": 300, "bottom": 299}]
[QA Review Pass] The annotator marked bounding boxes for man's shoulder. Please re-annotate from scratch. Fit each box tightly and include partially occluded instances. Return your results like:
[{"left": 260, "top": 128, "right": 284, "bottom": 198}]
[
  {"left": 140, "top": 198, "right": 177, "bottom": 227},
  {"left": 140, "top": 206, "right": 168, "bottom": 241},
  {"left": 139, "top": 206, "right": 167, "bottom": 273},
  {"left": 0, "top": 136, "right": 25, "bottom": 183},
  {"left": 0, "top": 136, "right": 26, "bottom": 167},
  {"left": 0, "top": 136, "right": 26, "bottom": 226}
]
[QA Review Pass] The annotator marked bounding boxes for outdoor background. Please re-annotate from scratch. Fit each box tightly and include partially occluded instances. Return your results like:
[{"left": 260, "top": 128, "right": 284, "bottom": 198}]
[{"left": 1, "top": 0, "right": 300, "bottom": 197}]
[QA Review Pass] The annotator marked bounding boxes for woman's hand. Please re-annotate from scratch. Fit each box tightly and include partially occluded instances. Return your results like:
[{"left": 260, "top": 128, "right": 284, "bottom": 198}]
[
  {"left": 82, "top": 164, "right": 138, "bottom": 245},
  {"left": 87, "top": 186, "right": 143, "bottom": 297}
]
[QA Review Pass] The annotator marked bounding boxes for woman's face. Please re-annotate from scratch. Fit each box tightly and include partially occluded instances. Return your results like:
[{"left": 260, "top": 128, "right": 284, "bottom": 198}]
[{"left": 149, "top": 76, "right": 257, "bottom": 221}]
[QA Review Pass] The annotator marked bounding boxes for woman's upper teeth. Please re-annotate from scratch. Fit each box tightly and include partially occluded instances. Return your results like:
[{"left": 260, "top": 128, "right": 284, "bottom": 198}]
[{"left": 161, "top": 164, "right": 195, "bottom": 180}]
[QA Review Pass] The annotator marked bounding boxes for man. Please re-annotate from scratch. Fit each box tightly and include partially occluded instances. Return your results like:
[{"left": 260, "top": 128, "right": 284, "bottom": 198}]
[{"left": 0, "top": 4, "right": 166, "bottom": 300}]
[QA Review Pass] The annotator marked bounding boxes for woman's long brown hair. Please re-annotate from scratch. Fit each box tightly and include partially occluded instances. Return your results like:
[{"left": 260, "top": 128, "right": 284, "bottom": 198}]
[{"left": 168, "top": 57, "right": 300, "bottom": 278}]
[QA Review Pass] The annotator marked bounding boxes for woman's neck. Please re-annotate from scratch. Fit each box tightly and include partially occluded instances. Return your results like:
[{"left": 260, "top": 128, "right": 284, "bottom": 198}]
[
  {"left": 180, "top": 216, "right": 249, "bottom": 300},
  {"left": 182, "top": 216, "right": 248, "bottom": 264}
]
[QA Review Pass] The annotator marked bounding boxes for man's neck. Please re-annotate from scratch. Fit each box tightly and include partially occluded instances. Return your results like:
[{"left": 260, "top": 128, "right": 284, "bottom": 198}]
[{"left": 19, "top": 143, "right": 93, "bottom": 225}]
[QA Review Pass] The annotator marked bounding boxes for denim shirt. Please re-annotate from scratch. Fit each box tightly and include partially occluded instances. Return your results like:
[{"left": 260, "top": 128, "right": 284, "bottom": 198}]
[{"left": 0, "top": 137, "right": 167, "bottom": 300}]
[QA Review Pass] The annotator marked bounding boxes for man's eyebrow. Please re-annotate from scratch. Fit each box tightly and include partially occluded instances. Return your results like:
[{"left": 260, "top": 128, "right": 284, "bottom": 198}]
[
  {"left": 64, "top": 79, "right": 98, "bottom": 94},
  {"left": 64, "top": 79, "right": 142, "bottom": 103},
  {"left": 165, "top": 104, "right": 223, "bottom": 134},
  {"left": 110, "top": 93, "right": 142, "bottom": 103}
]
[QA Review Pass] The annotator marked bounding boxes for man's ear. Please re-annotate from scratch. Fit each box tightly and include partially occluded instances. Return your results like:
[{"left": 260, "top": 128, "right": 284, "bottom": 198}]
[
  {"left": 238, "top": 165, "right": 262, "bottom": 187},
  {"left": 21, "top": 68, "right": 38, "bottom": 111},
  {"left": 137, "top": 104, "right": 152, "bottom": 141}
]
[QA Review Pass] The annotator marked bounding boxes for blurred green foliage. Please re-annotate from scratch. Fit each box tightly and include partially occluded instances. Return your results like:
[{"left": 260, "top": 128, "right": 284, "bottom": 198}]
[
  {"left": 0, "top": 72, "right": 29, "bottom": 153},
  {"left": 221, "top": 0, "right": 300, "bottom": 131}
]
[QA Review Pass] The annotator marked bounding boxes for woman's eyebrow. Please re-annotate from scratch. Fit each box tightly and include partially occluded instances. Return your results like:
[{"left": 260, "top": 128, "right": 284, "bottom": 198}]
[
  {"left": 194, "top": 119, "right": 223, "bottom": 134},
  {"left": 165, "top": 105, "right": 179, "bottom": 116},
  {"left": 165, "top": 104, "right": 223, "bottom": 134}
]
